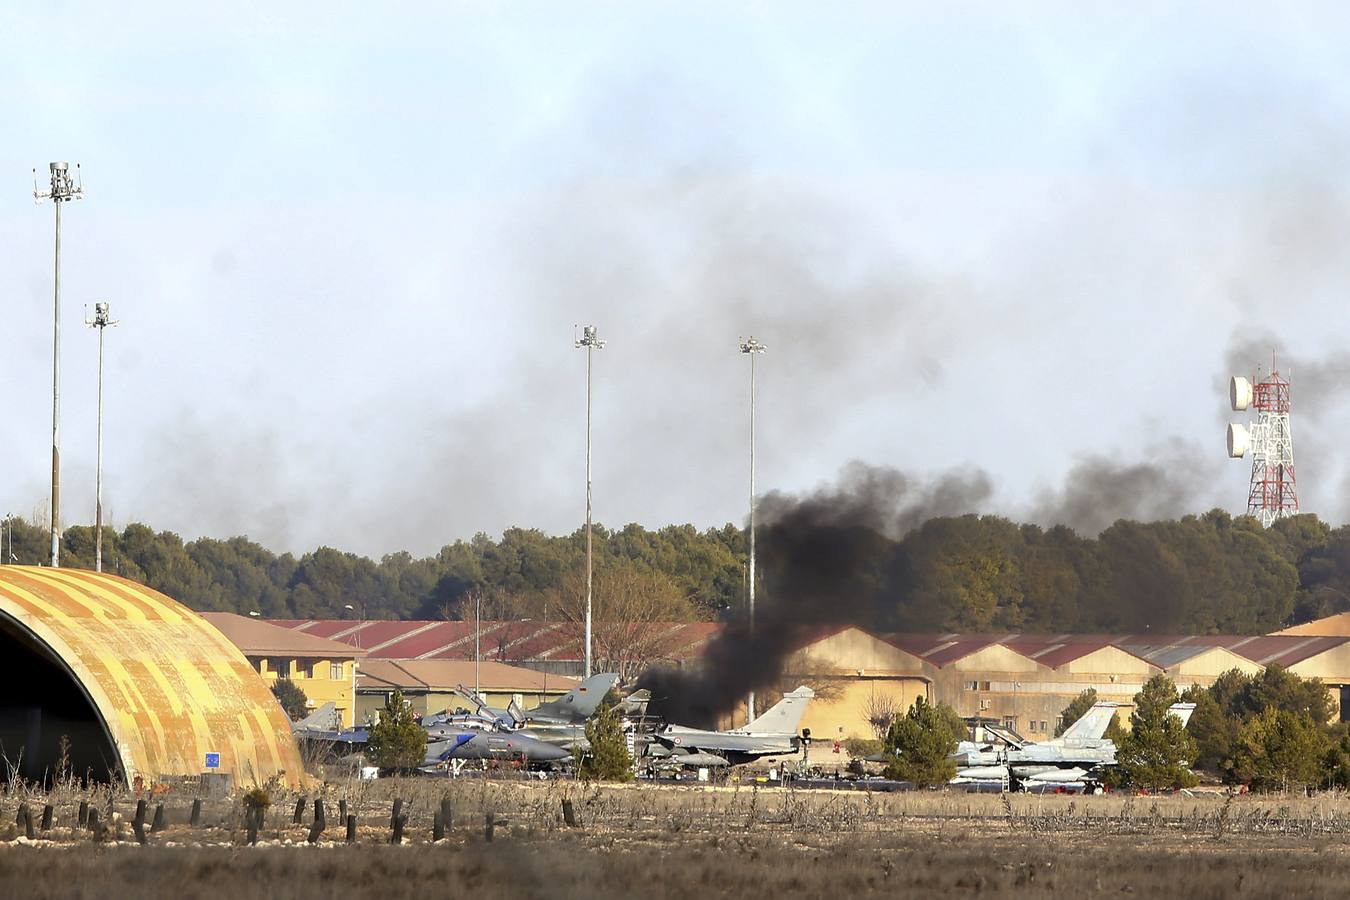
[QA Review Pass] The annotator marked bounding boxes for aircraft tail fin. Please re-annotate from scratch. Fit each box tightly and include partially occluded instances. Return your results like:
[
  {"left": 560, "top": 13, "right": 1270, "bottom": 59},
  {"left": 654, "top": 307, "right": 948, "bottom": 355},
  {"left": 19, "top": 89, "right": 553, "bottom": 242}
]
[
  {"left": 529, "top": 673, "right": 620, "bottom": 722},
  {"left": 1054, "top": 701, "right": 1121, "bottom": 742},
  {"left": 745, "top": 686, "right": 815, "bottom": 734},
  {"left": 1167, "top": 702, "right": 1197, "bottom": 728},
  {"left": 616, "top": 689, "right": 651, "bottom": 718},
  {"left": 293, "top": 701, "right": 340, "bottom": 732}
]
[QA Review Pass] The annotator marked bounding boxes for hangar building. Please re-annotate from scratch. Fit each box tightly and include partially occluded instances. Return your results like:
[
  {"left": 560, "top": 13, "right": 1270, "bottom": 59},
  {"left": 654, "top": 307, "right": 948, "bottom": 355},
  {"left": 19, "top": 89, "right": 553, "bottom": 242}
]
[{"left": 0, "top": 566, "right": 303, "bottom": 787}]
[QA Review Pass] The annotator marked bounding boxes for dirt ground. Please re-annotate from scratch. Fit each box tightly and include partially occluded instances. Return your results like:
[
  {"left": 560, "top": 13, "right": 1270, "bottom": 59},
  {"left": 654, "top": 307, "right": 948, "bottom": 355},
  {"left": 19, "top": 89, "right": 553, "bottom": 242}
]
[{"left": 4, "top": 780, "right": 1350, "bottom": 898}]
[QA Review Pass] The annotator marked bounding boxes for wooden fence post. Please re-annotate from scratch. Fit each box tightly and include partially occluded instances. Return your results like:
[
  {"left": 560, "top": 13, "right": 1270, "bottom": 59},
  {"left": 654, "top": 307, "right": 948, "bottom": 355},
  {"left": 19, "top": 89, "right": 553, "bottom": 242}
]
[
  {"left": 345, "top": 814, "right": 357, "bottom": 844},
  {"left": 190, "top": 798, "right": 202, "bottom": 827},
  {"left": 40, "top": 804, "right": 54, "bottom": 832},
  {"left": 293, "top": 797, "right": 306, "bottom": 825},
  {"left": 440, "top": 795, "right": 453, "bottom": 830},
  {"left": 151, "top": 803, "right": 166, "bottom": 833}
]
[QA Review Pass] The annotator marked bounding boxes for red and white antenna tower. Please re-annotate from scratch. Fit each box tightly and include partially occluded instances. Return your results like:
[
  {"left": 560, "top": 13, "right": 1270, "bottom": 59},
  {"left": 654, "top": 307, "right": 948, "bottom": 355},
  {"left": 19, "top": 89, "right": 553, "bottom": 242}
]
[{"left": 1226, "top": 360, "right": 1298, "bottom": 527}]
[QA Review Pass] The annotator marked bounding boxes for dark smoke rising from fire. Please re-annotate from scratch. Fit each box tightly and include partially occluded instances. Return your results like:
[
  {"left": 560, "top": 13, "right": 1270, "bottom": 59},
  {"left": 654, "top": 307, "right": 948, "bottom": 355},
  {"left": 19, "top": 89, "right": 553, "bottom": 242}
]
[
  {"left": 636, "top": 451, "right": 1223, "bottom": 728},
  {"left": 636, "top": 464, "right": 992, "bottom": 727}
]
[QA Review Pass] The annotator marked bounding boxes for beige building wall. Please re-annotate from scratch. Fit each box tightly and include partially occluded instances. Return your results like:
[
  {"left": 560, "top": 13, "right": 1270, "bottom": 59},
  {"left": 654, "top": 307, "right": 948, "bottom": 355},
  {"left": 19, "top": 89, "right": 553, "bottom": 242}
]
[
  {"left": 1276, "top": 613, "right": 1350, "bottom": 636},
  {"left": 257, "top": 656, "right": 360, "bottom": 728},
  {"left": 1165, "top": 648, "right": 1262, "bottom": 688},
  {"left": 791, "top": 677, "right": 930, "bottom": 744}
]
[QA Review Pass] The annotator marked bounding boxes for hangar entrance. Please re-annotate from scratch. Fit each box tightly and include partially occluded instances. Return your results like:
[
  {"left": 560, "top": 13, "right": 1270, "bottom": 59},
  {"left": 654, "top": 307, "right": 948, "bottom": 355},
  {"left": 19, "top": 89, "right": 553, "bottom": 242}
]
[{"left": 0, "top": 616, "right": 120, "bottom": 785}]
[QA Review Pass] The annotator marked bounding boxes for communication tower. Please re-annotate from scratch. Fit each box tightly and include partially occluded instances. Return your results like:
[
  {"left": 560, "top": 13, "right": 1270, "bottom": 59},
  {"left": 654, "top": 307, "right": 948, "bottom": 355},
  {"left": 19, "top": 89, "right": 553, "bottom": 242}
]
[{"left": 1226, "top": 362, "right": 1298, "bottom": 527}]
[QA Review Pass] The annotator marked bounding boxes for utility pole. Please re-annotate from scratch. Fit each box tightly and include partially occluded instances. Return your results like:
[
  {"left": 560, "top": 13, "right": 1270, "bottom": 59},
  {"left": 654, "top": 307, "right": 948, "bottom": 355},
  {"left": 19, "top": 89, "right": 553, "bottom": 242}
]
[
  {"left": 740, "top": 336, "right": 766, "bottom": 724},
  {"left": 474, "top": 590, "right": 482, "bottom": 701},
  {"left": 86, "top": 303, "right": 118, "bottom": 573},
  {"left": 575, "top": 325, "right": 605, "bottom": 677},
  {"left": 33, "top": 162, "right": 84, "bottom": 568}
]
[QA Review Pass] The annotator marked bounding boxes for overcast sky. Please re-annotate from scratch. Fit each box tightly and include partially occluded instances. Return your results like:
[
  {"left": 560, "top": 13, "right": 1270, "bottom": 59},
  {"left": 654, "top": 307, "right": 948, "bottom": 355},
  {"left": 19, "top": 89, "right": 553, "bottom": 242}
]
[{"left": 5, "top": 4, "right": 1350, "bottom": 556}]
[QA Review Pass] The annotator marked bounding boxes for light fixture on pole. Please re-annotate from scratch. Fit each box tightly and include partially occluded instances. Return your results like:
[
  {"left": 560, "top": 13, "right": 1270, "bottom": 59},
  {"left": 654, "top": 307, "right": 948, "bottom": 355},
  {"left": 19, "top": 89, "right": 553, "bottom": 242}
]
[
  {"left": 33, "top": 162, "right": 85, "bottom": 568},
  {"left": 474, "top": 590, "right": 482, "bottom": 701},
  {"left": 739, "top": 335, "right": 766, "bottom": 725},
  {"left": 344, "top": 603, "right": 364, "bottom": 650},
  {"left": 574, "top": 324, "right": 606, "bottom": 678},
  {"left": 85, "top": 302, "right": 118, "bottom": 573}
]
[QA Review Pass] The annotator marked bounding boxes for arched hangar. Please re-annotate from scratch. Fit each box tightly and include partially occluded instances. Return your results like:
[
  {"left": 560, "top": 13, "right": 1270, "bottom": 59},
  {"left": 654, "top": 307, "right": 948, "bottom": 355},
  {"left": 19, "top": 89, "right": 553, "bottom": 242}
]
[{"left": 0, "top": 565, "right": 303, "bottom": 787}]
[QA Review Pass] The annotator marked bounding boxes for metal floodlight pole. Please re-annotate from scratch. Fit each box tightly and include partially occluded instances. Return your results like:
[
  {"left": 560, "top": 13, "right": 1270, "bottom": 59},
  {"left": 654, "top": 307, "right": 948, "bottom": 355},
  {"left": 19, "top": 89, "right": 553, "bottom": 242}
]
[
  {"left": 474, "top": 591, "right": 482, "bottom": 700},
  {"left": 86, "top": 303, "right": 118, "bottom": 573},
  {"left": 33, "top": 162, "right": 83, "bottom": 568},
  {"left": 575, "top": 325, "right": 605, "bottom": 678},
  {"left": 739, "top": 336, "right": 766, "bottom": 725}
]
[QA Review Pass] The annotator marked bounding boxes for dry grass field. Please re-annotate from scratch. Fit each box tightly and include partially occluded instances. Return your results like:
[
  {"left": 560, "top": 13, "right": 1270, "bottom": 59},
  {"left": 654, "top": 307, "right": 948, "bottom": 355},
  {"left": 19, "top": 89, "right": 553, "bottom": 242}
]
[{"left": 4, "top": 778, "right": 1350, "bottom": 898}]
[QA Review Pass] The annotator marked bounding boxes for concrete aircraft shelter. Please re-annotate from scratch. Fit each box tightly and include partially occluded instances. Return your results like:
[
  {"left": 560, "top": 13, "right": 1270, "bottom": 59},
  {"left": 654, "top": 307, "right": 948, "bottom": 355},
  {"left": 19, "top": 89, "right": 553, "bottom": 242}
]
[{"left": 0, "top": 566, "right": 303, "bottom": 787}]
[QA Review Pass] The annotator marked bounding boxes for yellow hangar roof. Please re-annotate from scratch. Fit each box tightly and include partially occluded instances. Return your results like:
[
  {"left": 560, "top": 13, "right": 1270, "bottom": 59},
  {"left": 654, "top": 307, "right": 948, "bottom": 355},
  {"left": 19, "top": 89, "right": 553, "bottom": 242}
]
[{"left": 0, "top": 566, "right": 303, "bottom": 787}]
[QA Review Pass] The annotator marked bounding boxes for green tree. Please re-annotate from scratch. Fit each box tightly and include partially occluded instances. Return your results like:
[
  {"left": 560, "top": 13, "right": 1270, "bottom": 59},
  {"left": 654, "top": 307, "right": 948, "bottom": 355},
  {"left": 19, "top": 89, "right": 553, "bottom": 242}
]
[
  {"left": 577, "top": 698, "right": 633, "bottom": 781},
  {"left": 271, "top": 679, "right": 310, "bottom": 720},
  {"left": 1116, "top": 675, "right": 1198, "bottom": 790},
  {"left": 1231, "top": 706, "right": 1329, "bottom": 791},
  {"left": 365, "top": 689, "right": 427, "bottom": 771},
  {"left": 1324, "top": 729, "right": 1350, "bottom": 789},
  {"left": 882, "top": 697, "right": 959, "bottom": 786}
]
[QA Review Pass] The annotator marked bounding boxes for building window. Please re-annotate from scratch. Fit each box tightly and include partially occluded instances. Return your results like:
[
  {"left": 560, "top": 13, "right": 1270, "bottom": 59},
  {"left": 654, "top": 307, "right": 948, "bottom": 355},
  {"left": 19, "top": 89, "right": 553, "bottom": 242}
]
[
  {"left": 980, "top": 681, "right": 991, "bottom": 692},
  {"left": 331, "top": 663, "right": 343, "bottom": 680},
  {"left": 963, "top": 680, "right": 978, "bottom": 691}
]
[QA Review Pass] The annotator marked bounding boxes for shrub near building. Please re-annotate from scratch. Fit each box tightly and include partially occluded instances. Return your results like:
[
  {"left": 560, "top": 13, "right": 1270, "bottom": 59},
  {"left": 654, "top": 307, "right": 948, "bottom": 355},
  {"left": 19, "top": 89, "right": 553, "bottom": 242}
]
[{"left": 883, "top": 697, "right": 960, "bottom": 786}]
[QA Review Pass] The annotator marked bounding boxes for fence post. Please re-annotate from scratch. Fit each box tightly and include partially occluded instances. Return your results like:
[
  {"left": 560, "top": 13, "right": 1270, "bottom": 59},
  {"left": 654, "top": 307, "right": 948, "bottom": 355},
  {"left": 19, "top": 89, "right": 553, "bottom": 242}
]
[
  {"left": 77, "top": 800, "right": 89, "bottom": 827},
  {"left": 293, "top": 797, "right": 306, "bottom": 825},
  {"left": 307, "top": 800, "right": 326, "bottom": 844},
  {"left": 40, "top": 804, "right": 53, "bottom": 832},
  {"left": 390, "top": 798, "right": 403, "bottom": 829},
  {"left": 485, "top": 811, "right": 496, "bottom": 843},
  {"left": 338, "top": 798, "right": 347, "bottom": 822},
  {"left": 151, "top": 803, "right": 166, "bottom": 833},
  {"left": 345, "top": 814, "right": 357, "bottom": 844},
  {"left": 562, "top": 799, "right": 578, "bottom": 827},
  {"left": 245, "top": 808, "right": 260, "bottom": 845},
  {"left": 440, "top": 795, "right": 453, "bottom": 830},
  {"left": 433, "top": 810, "right": 444, "bottom": 841},
  {"left": 87, "top": 807, "right": 103, "bottom": 842},
  {"left": 190, "top": 798, "right": 202, "bottom": 827},
  {"left": 390, "top": 813, "right": 406, "bottom": 845}
]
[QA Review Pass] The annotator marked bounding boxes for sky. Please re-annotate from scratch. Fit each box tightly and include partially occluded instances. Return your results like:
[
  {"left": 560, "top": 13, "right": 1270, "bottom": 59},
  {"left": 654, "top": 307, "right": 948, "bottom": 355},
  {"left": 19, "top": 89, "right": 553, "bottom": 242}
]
[{"left": 5, "top": 3, "right": 1350, "bottom": 557}]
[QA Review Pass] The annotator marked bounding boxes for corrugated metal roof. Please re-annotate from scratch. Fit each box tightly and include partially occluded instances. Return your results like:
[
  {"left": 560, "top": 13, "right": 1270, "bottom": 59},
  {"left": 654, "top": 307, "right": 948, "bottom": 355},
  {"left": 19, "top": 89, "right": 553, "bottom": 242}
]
[
  {"left": 357, "top": 658, "right": 577, "bottom": 694},
  {"left": 270, "top": 619, "right": 721, "bottom": 663}
]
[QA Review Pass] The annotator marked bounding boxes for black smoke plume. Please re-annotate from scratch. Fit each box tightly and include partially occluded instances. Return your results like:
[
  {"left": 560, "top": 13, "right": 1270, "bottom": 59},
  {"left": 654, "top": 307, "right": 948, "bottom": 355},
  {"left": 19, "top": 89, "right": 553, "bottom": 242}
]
[{"left": 636, "top": 464, "right": 991, "bottom": 727}]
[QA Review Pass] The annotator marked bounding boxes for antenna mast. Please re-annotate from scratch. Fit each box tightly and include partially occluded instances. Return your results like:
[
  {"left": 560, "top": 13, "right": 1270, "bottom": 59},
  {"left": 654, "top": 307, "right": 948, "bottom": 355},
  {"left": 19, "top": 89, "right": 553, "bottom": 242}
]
[
  {"left": 33, "top": 162, "right": 84, "bottom": 567},
  {"left": 1227, "top": 358, "right": 1299, "bottom": 527},
  {"left": 86, "top": 302, "right": 119, "bottom": 572}
]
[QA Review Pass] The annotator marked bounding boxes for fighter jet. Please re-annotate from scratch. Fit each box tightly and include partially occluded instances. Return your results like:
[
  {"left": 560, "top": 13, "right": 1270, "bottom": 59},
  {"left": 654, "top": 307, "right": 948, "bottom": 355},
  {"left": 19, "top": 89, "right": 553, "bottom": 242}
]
[
  {"left": 291, "top": 700, "right": 570, "bottom": 769},
  {"left": 428, "top": 674, "right": 632, "bottom": 752},
  {"left": 951, "top": 701, "right": 1197, "bottom": 789},
  {"left": 421, "top": 730, "right": 571, "bottom": 768},
  {"left": 646, "top": 686, "right": 815, "bottom": 767}
]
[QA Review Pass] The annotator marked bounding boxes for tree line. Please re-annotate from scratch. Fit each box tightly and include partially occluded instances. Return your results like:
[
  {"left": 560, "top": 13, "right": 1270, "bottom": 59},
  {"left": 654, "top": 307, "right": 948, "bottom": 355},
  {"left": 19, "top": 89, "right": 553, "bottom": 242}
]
[{"left": 5, "top": 508, "right": 1350, "bottom": 632}]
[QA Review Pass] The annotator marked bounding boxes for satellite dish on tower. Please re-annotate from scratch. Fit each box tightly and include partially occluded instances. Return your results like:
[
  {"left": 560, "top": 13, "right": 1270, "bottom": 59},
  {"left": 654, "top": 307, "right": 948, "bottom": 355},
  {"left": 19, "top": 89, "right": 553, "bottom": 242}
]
[
  {"left": 1227, "top": 423, "right": 1250, "bottom": 459},
  {"left": 1230, "top": 376, "right": 1253, "bottom": 411}
]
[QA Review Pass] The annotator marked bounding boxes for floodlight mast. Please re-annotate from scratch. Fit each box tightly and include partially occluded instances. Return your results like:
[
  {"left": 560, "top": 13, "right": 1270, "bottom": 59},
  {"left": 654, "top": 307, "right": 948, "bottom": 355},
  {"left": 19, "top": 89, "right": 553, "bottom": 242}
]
[
  {"left": 739, "top": 336, "right": 766, "bottom": 725},
  {"left": 33, "top": 162, "right": 84, "bottom": 568},
  {"left": 86, "top": 303, "right": 118, "bottom": 573},
  {"left": 575, "top": 325, "right": 606, "bottom": 678}
]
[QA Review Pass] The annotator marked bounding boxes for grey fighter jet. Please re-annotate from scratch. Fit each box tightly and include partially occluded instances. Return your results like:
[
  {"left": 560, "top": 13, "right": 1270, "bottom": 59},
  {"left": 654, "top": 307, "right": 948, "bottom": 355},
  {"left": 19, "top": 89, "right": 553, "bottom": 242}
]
[{"left": 647, "top": 686, "right": 815, "bottom": 767}]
